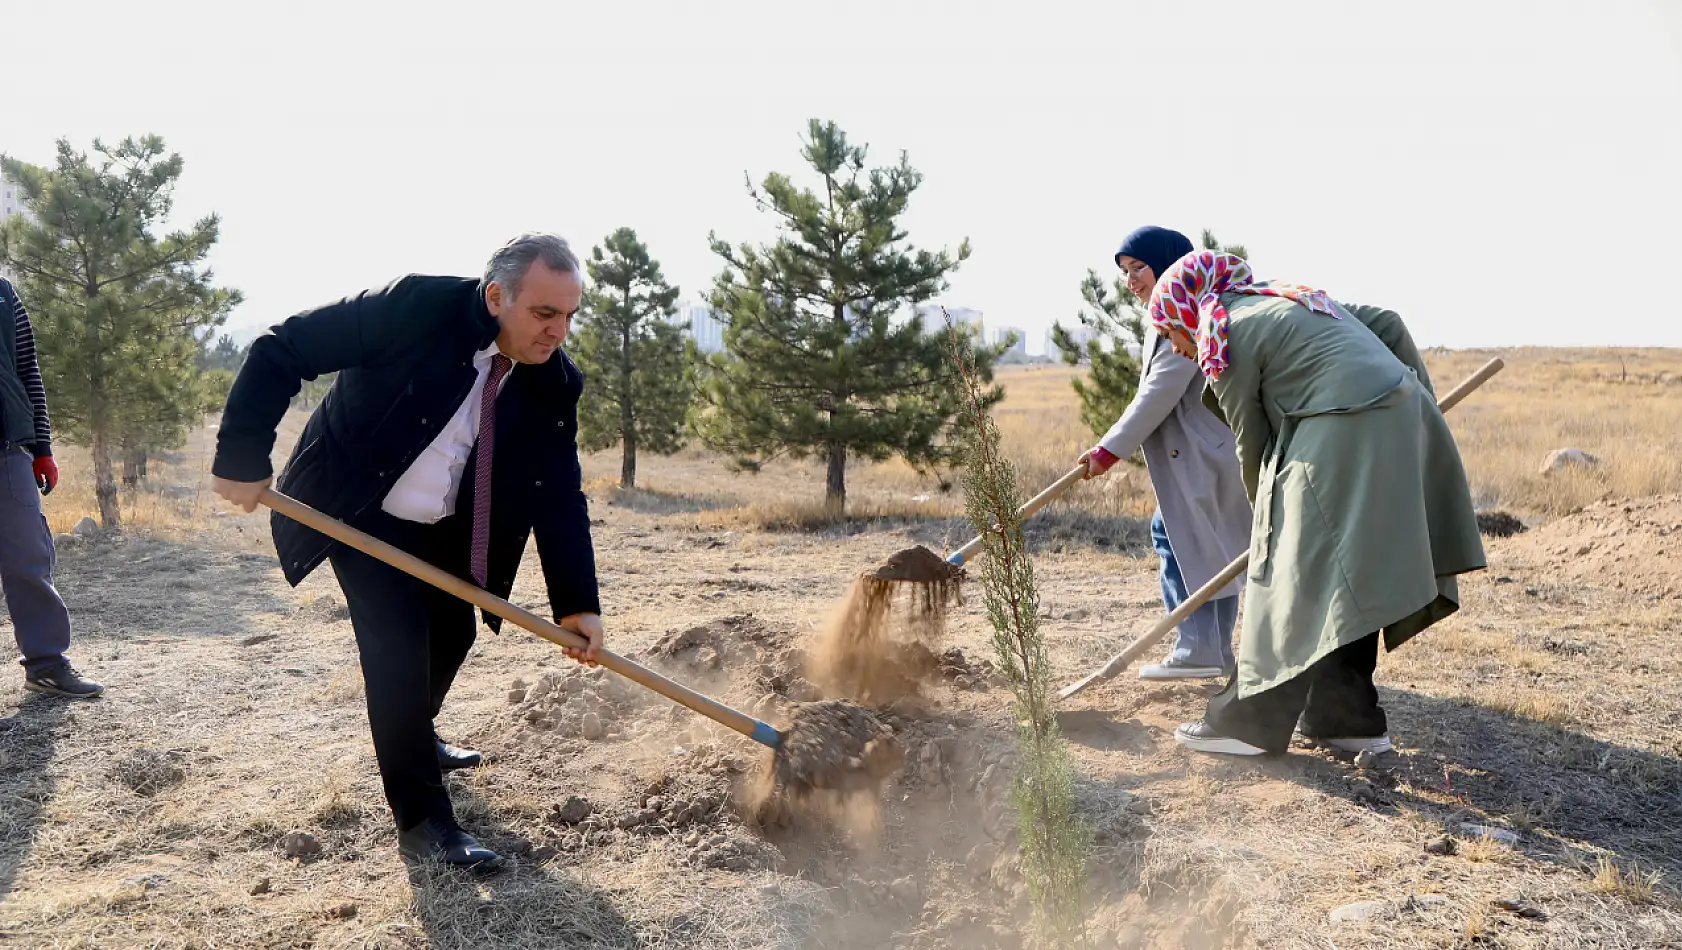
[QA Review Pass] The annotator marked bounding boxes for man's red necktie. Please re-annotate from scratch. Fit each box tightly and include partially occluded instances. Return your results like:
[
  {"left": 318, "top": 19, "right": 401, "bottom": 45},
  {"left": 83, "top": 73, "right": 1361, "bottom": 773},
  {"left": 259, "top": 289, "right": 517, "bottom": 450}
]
[{"left": 470, "top": 354, "right": 513, "bottom": 587}]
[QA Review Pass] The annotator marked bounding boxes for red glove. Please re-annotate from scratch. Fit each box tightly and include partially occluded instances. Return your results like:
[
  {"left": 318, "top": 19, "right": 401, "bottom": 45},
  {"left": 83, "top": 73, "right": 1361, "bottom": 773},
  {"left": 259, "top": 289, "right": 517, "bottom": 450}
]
[
  {"left": 33, "top": 455, "right": 58, "bottom": 495},
  {"left": 1087, "top": 446, "right": 1120, "bottom": 476}
]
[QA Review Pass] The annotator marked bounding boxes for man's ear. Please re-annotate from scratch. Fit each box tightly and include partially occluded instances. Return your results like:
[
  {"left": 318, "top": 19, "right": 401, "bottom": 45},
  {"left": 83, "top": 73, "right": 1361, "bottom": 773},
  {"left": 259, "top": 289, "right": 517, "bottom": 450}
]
[{"left": 486, "top": 281, "right": 506, "bottom": 315}]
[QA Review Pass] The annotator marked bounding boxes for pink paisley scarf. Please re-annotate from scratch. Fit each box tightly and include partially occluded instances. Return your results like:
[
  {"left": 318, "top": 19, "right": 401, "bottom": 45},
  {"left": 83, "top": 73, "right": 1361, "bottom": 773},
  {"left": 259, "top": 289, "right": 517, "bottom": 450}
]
[{"left": 1147, "top": 250, "right": 1344, "bottom": 380}]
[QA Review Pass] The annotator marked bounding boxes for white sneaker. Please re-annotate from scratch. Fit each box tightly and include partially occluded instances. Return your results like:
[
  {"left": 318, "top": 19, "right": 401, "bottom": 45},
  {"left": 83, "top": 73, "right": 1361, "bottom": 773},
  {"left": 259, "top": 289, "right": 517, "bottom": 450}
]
[
  {"left": 1315, "top": 736, "right": 1393, "bottom": 755},
  {"left": 1139, "top": 661, "right": 1226, "bottom": 681},
  {"left": 1174, "top": 721, "right": 1266, "bottom": 756}
]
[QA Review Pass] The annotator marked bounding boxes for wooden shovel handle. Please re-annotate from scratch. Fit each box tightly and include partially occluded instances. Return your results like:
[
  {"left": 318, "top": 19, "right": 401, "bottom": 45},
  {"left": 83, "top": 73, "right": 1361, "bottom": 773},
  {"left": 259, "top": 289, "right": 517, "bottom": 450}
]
[
  {"left": 1434, "top": 357, "right": 1505, "bottom": 414},
  {"left": 259, "top": 489, "right": 783, "bottom": 748},
  {"left": 1058, "top": 357, "right": 1504, "bottom": 700},
  {"left": 948, "top": 463, "right": 1089, "bottom": 566}
]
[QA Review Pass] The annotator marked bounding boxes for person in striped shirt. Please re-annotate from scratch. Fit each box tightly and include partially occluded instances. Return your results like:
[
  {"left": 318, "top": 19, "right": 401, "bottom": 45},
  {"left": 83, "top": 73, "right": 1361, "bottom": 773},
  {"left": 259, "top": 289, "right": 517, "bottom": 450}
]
[{"left": 0, "top": 277, "right": 103, "bottom": 698}]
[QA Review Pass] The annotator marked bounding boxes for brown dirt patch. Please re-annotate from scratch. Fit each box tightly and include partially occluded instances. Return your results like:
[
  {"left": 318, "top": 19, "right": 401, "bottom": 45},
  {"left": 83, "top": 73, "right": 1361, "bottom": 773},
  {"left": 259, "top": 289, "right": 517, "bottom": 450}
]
[
  {"left": 753, "top": 699, "right": 904, "bottom": 830},
  {"left": 1496, "top": 494, "right": 1682, "bottom": 598}
]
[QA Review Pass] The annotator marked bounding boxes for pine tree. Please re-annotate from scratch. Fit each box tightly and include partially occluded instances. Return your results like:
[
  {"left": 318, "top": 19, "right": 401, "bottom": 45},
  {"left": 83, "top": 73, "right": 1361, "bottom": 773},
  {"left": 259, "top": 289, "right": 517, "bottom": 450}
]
[
  {"left": 120, "top": 329, "right": 233, "bottom": 487},
  {"left": 197, "top": 334, "right": 248, "bottom": 373},
  {"left": 698, "top": 119, "right": 1004, "bottom": 514},
  {"left": 1052, "top": 230, "right": 1247, "bottom": 444},
  {"left": 1051, "top": 272, "right": 1149, "bottom": 443},
  {"left": 0, "top": 137, "right": 240, "bottom": 527},
  {"left": 571, "top": 228, "right": 687, "bottom": 490}
]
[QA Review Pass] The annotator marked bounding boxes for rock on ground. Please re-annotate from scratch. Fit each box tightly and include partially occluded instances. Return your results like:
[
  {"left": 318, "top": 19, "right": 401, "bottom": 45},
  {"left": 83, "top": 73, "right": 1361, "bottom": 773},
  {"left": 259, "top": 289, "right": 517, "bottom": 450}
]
[{"left": 1540, "top": 448, "right": 1600, "bottom": 474}]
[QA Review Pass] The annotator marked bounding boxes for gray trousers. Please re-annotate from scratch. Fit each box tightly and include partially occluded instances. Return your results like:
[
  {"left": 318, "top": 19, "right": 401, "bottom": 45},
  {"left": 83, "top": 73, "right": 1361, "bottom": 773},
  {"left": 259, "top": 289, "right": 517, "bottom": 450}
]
[{"left": 0, "top": 447, "right": 71, "bottom": 674}]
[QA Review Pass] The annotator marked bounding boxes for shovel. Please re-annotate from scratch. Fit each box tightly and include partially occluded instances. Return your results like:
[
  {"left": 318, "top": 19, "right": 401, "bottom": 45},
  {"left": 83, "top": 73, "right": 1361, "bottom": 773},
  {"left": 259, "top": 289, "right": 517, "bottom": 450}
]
[
  {"left": 1057, "top": 357, "right": 1506, "bottom": 701},
  {"left": 944, "top": 463, "right": 1090, "bottom": 567},
  {"left": 259, "top": 488, "right": 788, "bottom": 748},
  {"left": 261, "top": 489, "right": 901, "bottom": 803}
]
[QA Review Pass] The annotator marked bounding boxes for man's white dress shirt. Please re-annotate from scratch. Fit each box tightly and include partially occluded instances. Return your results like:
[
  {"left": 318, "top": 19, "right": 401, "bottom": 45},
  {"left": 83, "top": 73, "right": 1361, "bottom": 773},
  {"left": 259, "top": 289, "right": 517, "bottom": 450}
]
[{"left": 381, "top": 342, "right": 511, "bottom": 524}]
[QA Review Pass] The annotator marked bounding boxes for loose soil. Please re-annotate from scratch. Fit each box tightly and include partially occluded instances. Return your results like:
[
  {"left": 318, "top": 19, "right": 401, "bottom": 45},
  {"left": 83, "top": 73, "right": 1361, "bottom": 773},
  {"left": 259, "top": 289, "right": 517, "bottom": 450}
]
[{"left": 807, "top": 546, "right": 964, "bottom": 706}]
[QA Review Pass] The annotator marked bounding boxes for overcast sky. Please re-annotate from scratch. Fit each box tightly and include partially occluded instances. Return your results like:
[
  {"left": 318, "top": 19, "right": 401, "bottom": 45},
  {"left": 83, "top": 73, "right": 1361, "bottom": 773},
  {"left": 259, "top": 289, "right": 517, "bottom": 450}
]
[{"left": 4, "top": 0, "right": 1679, "bottom": 351}]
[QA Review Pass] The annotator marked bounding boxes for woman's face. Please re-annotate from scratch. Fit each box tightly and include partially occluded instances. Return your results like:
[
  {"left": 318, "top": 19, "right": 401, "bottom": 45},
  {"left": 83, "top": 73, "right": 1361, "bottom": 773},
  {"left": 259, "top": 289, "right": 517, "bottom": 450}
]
[{"left": 1117, "top": 254, "right": 1156, "bottom": 302}]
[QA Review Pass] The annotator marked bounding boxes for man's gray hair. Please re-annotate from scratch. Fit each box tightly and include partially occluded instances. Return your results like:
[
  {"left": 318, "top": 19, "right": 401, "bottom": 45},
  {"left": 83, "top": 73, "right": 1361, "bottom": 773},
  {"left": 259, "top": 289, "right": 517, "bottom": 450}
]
[{"left": 484, "top": 232, "right": 582, "bottom": 300}]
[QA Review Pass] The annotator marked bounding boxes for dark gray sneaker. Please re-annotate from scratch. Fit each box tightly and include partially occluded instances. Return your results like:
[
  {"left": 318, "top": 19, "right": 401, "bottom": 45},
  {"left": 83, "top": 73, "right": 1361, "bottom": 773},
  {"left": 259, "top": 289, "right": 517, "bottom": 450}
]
[{"left": 24, "top": 663, "right": 105, "bottom": 699}]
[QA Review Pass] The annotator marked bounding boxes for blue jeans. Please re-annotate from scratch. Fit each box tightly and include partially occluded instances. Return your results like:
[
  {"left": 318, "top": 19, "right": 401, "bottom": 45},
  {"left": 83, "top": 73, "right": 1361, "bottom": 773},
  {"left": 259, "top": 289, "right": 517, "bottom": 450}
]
[
  {"left": 1, "top": 447, "right": 72, "bottom": 675},
  {"left": 1151, "top": 509, "right": 1237, "bottom": 670}
]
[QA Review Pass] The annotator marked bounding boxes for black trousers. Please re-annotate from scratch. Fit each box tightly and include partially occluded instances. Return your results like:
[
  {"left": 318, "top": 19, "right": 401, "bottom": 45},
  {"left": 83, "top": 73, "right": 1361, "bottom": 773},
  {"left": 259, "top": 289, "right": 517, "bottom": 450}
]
[
  {"left": 328, "top": 509, "right": 477, "bottom": 831},
  {"left": 1204, "top": 632, "right": 1387, "bottom": 754}
]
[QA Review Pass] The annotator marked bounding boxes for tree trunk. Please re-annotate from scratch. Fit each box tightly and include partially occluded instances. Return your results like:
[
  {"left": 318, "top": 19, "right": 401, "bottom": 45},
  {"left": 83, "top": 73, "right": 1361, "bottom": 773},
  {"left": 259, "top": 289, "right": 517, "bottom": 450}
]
[
  {"left": 826, "top": 288, "right": 850, "bottom": 517},
  {"left": 620, "top": 320, "right": 637, "bottom": 490},
  {"left": 122, "top": 443, "right": 148, "bottom": 488},
  {"left": 92, "top": 427, "right": 122, "bottom": 528},
  {"left": 825, "top": 441, "right": 846, "bottom": 515}
]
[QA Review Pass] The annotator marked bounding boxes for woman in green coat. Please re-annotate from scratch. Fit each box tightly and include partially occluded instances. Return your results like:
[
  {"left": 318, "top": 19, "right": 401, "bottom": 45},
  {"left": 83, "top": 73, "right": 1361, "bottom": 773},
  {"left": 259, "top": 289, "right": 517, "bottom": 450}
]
[{"left": 1146, "top": 251, "right": 1486, "bottom": 757}]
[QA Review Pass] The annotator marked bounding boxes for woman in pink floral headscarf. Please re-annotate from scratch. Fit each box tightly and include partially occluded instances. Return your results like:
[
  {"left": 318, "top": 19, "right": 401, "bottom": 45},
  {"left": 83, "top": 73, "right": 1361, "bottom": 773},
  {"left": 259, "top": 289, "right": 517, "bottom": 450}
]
[{"left": 1148, "top": 251, "right": 1486, "bottom": 759}]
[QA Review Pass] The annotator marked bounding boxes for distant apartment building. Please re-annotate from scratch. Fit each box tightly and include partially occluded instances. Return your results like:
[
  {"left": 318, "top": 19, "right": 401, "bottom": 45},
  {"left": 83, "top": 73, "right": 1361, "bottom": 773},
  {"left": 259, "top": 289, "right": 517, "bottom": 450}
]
[
  {"left": 0, "top": 172, "right": 36, "bottom": 284},
  {"left": 1, "top": 175, "right": 29, "bottom": 222},
  {"left": 915, "top": 303, "right": 983, "bottom": 340},
  {"left": 991, "top": 326, "right": 1027, "bottom": 355},
  {"left": 1046, "top": 324, "right": 1097, "bottom": 360},
  {"left": 671, "top": 300, "right": 726, "bottom": 354}
]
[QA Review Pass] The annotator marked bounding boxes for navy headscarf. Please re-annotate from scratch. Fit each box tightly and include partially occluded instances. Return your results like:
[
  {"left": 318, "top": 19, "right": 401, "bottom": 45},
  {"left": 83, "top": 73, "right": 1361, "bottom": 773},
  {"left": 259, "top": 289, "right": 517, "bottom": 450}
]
[{"left": 1114, "top": 226, "right": 1195, "bottom": 281}]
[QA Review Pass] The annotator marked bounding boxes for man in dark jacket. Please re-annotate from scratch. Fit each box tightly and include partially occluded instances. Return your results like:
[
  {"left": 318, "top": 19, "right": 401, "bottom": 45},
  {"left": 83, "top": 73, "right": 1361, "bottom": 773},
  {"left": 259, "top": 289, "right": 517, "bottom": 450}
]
[
  {"left": 0, "top": 277, "right": 103, "bottom": 699},
  {"left": 212, "top": 233, "right": 604, "bottom": 871}
]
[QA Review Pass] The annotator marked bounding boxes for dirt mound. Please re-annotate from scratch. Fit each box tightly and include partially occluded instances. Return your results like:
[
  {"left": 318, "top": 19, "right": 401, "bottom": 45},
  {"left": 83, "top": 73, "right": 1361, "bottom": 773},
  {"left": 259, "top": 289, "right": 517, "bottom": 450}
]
[
  {"left": 539, "top": 757, "right": 785, "bottom": 870},
  {"left": 1496, "top": 495, "right": 1682, "bottom": 598},
  {"left": 509, "top": 664, "right": 646, "bottom": 739},
  {"left": 647, "top": 613, "right": 814, "bottom": 708},
  {"left": 650, "top": 613, "right": 784, "bottom": 661},
  {"left": 935, "top": 647, "right": 1003, "bottom": 691},
  {"left": 770, "top": 700, "right": 901, "bottom": 796}
]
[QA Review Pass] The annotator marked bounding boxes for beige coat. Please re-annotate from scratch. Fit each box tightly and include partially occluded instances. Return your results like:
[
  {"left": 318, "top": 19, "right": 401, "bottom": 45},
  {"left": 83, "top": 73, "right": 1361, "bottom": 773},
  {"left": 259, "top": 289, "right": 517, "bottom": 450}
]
[
  {"left": 1203, "top": 296, "right": 1487, "bottom": 696},
  {"left": 1097, "top": 334, "right": 1251, "bottom": 598}
]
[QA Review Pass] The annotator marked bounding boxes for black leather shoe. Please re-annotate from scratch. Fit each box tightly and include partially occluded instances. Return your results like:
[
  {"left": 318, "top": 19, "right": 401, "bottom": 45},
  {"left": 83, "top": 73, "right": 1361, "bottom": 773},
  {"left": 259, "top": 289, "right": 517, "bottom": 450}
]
[
  {"left": 24, "top": 662, "right": 104, "bottom": 699},
  {"left": 397, "top": 818, "right": 504, "bottom": 871},
  {"left": 435, "top": 736, "right": 483, "bottom": 771}
]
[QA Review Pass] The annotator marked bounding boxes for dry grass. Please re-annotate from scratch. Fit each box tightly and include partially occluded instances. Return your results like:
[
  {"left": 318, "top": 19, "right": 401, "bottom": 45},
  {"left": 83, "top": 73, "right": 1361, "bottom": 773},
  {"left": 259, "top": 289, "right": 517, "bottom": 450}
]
[
  {"left": 1463, "top": 896, "right": 1493, "bottom": 944},
  {"left": 37, "top": 409, "right": 308, "bottom": 543},
  {"left": 30, "top": 348, "right": 1682, "bottom": 539},
  {"left": 1472, "top": 686, "right": 1577, "bottom": 726},
  {"left": 37, "top": 443, "right": 217, "bottom": 538},
  {"left": 1593, "top": 856, "right": 1664, "bottom": 904},
  {"left": 1420, "top": 348, "right": 1682, "bottom": 516},
  {"left": 1458, "top": 833, "right": 1512, "bottom": 865}
]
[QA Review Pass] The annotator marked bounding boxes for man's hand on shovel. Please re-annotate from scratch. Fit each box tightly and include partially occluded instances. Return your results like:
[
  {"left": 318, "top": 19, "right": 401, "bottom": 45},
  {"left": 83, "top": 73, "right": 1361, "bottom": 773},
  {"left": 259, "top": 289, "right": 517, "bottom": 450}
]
[
  {"left": 214, "top": 476, "right": 272, "bottom": 513},
  {"left": 222, "top": 475, "right": 608, "bottom": 667},
  {"left": 558, "top": 613, "right": 604, "bottom": 667}
]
